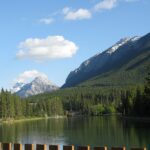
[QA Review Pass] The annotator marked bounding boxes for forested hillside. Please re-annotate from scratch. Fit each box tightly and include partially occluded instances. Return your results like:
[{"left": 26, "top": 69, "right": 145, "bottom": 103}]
[
  {"left": 25, "top": 72, "right": 150, "bottom": 117},
  {"left": 0, "top": 72, "right": 149, "bottom": 120}
]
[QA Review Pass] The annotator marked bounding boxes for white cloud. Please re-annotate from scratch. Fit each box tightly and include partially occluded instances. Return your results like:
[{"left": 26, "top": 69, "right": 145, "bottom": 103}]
[
  {"left": 14, "top": 70, "right": 48, "bottom": 83},
  {"left": 16, "top": 36, "right": 78, "bottom": 61},
  {"left": 39, "top": 0, "right": 139, "bottom": 23},
  {"left": 39, "top": 17, "right": 54, "bottom": 25},
  {"left": 62, "top": 7, "right": 70, "bottom": 14},
  {"left": 63, "top": 7, "right": 92, "bottom": 20},
  {"left": 94, "top": 0, "right": 117, "bottom": 11}
]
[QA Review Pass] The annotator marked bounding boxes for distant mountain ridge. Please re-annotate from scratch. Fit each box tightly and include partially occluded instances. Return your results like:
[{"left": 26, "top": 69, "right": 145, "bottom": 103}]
[
  {"left": 62, "top": 33, "right": 150, "bottom": 88},
  {"left": 13, "top": 76, "right": 59, "bottom": 97}
]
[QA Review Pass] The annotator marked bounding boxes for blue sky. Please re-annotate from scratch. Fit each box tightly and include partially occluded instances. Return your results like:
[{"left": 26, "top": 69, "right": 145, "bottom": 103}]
[{"left": 0, "top": 0, "right": 150, "bottom": 89}]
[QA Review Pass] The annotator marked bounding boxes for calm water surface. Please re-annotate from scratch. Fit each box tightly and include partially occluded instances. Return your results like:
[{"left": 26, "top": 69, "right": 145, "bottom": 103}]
[{"left": 0, "top": 116, "right": 150, "bottom": 149}]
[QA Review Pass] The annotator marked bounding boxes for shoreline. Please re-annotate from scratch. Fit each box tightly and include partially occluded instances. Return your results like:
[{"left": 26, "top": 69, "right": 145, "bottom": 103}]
[
  {"left": 0, "top": 115, "right": 66, "bottom": 124},
  {"left": 1, "top": 114, "right": 150, "bottom": 124}
]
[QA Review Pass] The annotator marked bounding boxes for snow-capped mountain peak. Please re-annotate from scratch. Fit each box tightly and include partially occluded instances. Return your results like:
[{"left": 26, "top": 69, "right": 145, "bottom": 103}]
[
  {"left": 75, "top": 36, "right": 141, "bottom": 71},
  {"left": 106, "top": 36, "right": 141, "bottom": 54},
  {"left": 32, "top": 76, "right": 54, "bottom": 85},
  {"left": 107, "top": 38, "right": 130, "bottom": 54},
  {"left": 13, "top": 76, "right": 59, "bottom": 97},
  {"left": 130, "top": 36, "right": 141, "bottom": 42},
  {"left": 71, "top": 36, "right": 141, "bottom": 75}
]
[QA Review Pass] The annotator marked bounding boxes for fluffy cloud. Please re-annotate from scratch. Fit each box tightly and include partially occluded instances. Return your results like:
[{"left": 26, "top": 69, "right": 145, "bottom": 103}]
[
  {"left": 39, "top": 0, "right": 140, "bottom": 22},
  {"left": 63, "top": 7, "right": 92, "bottom": 20},
  {"left": 40, "top": 0, "right": 139, "bottom": 22},
  {"left": 39, "top": 17, "right": 54, "bottom": 25},
  {"left": 94, "top": 0, "right": 117, "bottom": 11},
  {"left": 16, "top": 36, "right": 78, "bottom": 61},
  {"left": 14, "top": 70, "right": 48, "bottom": 83}
]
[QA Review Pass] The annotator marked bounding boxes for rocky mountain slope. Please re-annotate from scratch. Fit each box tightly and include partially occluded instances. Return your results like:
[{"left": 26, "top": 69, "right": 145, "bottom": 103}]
[{"left": 62, "top": 33, "right": 150, "bottom": 88}]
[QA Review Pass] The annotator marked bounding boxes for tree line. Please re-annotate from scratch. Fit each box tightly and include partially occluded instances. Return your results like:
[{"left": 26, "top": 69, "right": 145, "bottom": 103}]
[
  {"left": 0, "top": 73, "right": 150, "bottom": 120},
  {"left": 0, "top": 90, "right": 64, "bottom": 120},
  {"left": 25, "top": 72, "right": 150, "bottom": 117},
  {"left": 119, "top": 73, "right": 150, "bottom": 116}
]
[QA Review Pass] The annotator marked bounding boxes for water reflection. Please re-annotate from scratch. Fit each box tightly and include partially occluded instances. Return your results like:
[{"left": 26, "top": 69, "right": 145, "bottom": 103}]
[{"left": 0, "top": 116, "right": 149, "bottom": 149}]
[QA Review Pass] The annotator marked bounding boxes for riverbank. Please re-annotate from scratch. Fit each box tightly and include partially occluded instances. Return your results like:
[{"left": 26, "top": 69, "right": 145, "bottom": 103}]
[
  {"left": 1, "top": 114, "right": 150, "bottom": 124},
  {"left": 0, "top": 115, "right": 66, "bottom": 124}
]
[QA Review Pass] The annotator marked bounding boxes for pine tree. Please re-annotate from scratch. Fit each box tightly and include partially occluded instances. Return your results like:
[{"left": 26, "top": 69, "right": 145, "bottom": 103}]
[
  {"left": 1, "top": 89, "right": 7, "bottom": 119},
  {"left": 144, "top": 73, "right": 150, "bottom": 101},
  {"left": 143, "top": 72, "right": 150, "bottom": 116}
]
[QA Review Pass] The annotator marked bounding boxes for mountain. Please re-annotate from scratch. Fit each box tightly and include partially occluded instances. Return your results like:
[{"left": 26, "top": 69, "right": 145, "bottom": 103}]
[
  {"left": 14, "top": 76, "right": 59, "bottom": 98},
  {"left": 12, "top": 82, "right": 25, "bottom": 93},
  {"left": 62, "top": 33, "right": 150, "bottom": 88}
]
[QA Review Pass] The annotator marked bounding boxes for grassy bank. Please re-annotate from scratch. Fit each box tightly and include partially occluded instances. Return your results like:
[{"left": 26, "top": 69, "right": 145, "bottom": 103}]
[{"left": 0, "top": 115, "right": 66, "bottom": 124}]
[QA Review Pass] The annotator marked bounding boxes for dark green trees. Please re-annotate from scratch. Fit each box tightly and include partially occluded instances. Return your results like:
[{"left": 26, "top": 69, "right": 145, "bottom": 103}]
[
  {"left": 0, "top": 89, "right": 64, "bottom": 120},
  {"left": 143, "top": 73, "right": 150, "bottom": 116},
  {"left": 0, "top": 72, "right": 150, "bottom": 120},
  {"left": 120, "top": 73, "right": 150, "bottom": 116}
]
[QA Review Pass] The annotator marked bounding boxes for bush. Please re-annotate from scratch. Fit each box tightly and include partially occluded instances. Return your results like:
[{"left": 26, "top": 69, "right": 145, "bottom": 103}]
[
  {"left": 90, "top": 104, "right": 105, "bottom": 115},
  {"left": 105, "top": 105, "right": 116, "bottom": 114}
]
